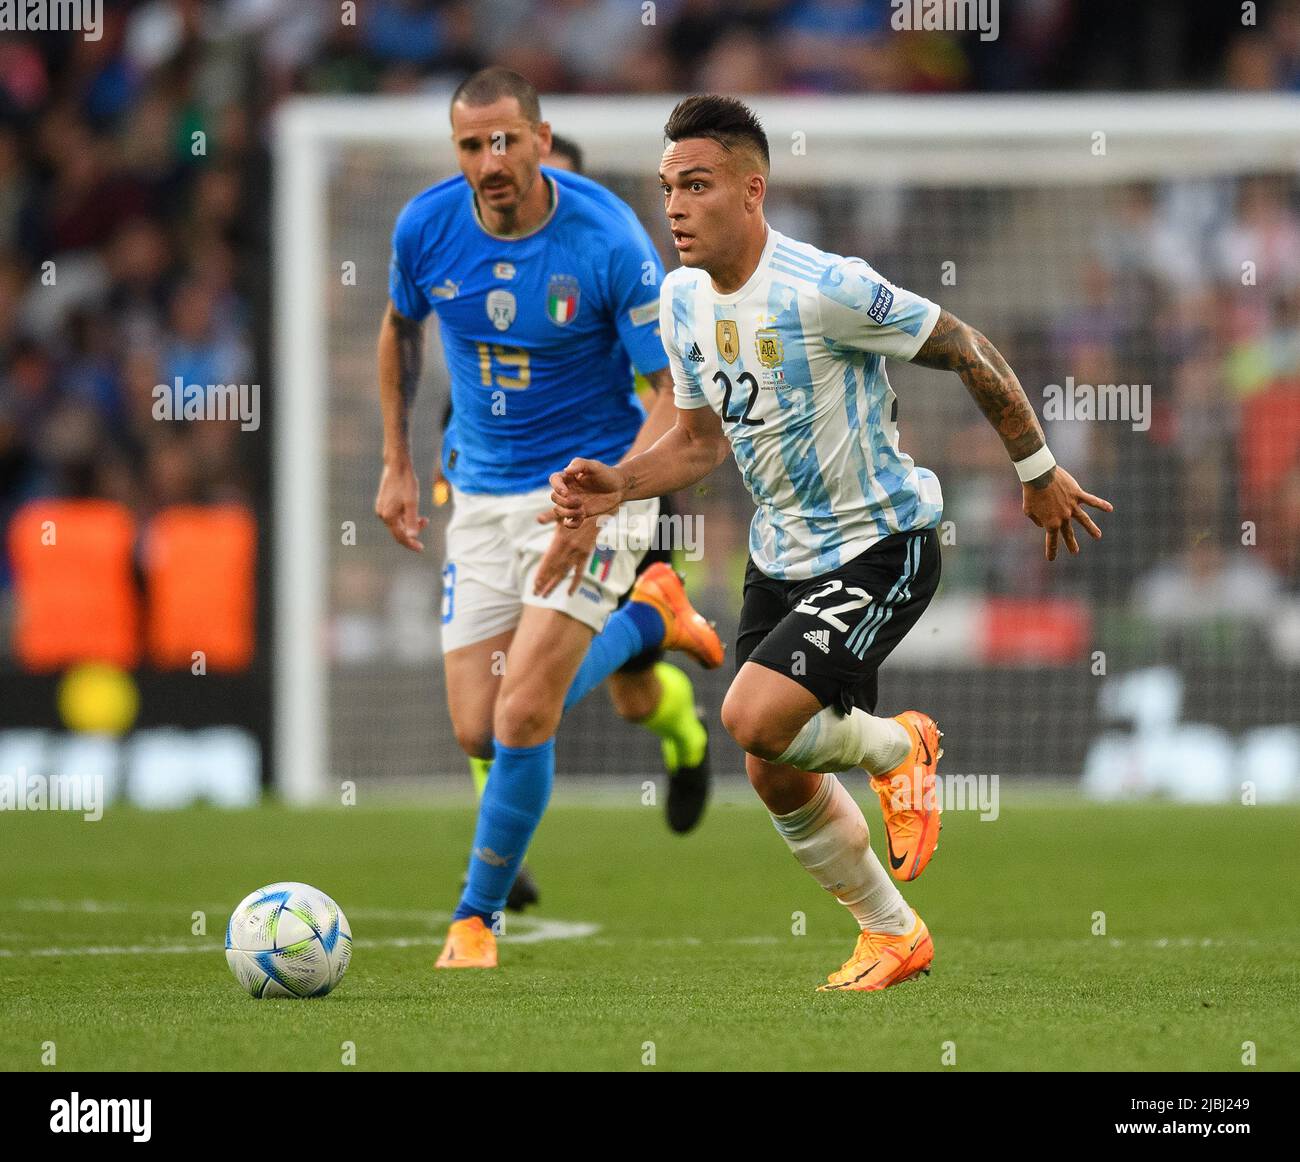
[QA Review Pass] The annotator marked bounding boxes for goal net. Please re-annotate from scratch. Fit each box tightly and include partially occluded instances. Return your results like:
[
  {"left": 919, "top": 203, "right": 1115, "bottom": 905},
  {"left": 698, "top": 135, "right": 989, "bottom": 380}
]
[{"left": 273, "top": 94, "right": 1300, "bottom": 803}]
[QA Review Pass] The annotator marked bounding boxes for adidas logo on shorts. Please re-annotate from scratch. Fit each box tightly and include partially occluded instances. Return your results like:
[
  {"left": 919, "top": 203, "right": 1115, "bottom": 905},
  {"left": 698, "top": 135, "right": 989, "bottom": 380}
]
[
  {"left": 803, "top": 628, "right": 831, "bottom": 654},
  {"left": 686, "top": 342, "right": 705, "bottom": 363}
]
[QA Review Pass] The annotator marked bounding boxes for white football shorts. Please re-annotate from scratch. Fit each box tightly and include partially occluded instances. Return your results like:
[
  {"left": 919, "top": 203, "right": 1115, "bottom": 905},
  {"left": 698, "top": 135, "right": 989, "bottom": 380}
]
[{"left": 439, "top": 484, "right": 660, "bottom": 654}]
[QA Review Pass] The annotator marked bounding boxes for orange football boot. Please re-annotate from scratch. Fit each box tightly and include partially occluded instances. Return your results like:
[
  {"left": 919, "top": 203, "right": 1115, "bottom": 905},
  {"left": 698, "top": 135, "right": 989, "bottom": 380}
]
[
  {"left": 630, "top": 562, "right": 725, "bottom": 669},
  {"left": 869, "top": 710, "right": 943, "bottom": 882},
  {"left": 818, "top": 910, "right": 934, "bottom": 992},
  {"left": 435, "top": 916, "right": 498, "bottom": 969}
]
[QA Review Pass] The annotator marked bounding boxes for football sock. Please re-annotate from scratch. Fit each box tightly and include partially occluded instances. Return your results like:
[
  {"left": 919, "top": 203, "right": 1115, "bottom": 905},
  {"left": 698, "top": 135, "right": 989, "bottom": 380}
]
[
  {"left": 453, "top": 738, "right": 555, "bottom": 924},
  {"left": 769, "top": 772, "right": 912, "bottom": 934},
  {"left": 561, "top": 601, "right": 664, "bottom": 712},
  {"left": 468, "top": 754, "right": 492, "bottom": 799},
  {"left": 642, "top": 662, "right": 707, "bottom": 772},
  {"left": 774, "top": 706, "right": 911, "bottom": 775}
]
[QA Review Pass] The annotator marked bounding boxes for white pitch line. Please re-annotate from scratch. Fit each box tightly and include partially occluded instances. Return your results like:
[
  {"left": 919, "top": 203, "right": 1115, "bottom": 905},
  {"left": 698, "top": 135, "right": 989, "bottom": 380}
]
[
  {"left": 12, "top": 899, "right": 135, "bottom": 913},
  {"left": 0, "top": 899, "right": 599, "bottom": 957},
  {"left": 8, "top": 899, "right": 574, "bottom": 924},
  {"left": 0, "top": 923, "right": 601, "bottom": 959},
  {"left": 9, "top": 900, "right": 459, "bottom": 918}
]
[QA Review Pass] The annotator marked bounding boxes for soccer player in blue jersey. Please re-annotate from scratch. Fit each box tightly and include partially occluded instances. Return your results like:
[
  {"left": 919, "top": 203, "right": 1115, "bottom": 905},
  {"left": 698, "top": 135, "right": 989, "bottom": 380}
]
[
  {"left": 374, "top": 69, "right": 723, "bottom": 969},
  {"left": 427, "top": 129, "right": 707, "bottom": 913},
  {"left": 551, "top": 95, "right": 1114, "bottom": 992}
]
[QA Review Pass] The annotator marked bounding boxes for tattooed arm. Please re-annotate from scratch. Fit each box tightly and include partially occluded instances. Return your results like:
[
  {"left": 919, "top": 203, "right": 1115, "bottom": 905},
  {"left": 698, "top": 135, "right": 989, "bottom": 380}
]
[
  {"left": 913, "top": 309, "right": 1113, "bottom": 561},
  {"left": 374, "top": 301, "right": 430, "bottom": 552}
]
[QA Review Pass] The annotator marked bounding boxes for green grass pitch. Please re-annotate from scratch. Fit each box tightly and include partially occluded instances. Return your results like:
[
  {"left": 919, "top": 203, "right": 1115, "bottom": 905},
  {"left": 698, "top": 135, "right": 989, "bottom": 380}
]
[{"left": 2, "top": 791, "right": 1297, "bottom": 1071}]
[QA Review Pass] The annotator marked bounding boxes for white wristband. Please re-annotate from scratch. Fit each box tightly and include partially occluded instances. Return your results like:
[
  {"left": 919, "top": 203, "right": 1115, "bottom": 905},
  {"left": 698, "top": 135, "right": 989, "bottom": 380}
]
[{"left": 1013, "top": 445, "right": 1056, "bottom": 483}]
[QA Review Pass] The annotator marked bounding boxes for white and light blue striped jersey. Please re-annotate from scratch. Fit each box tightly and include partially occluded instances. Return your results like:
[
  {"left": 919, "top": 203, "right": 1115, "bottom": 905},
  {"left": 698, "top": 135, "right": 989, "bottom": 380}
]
[{"left": 660, "top": 227, "right": 944, "bottom": 580}]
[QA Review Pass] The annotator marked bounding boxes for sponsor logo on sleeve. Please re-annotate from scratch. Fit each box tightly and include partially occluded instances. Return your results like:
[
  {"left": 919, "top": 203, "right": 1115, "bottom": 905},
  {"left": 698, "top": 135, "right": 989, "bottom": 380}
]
[
  {"left": 628, "top": 299, "right": 659, "bottom": 327},
  {"left": 867, "top": 284, "right": 894, "bottom": 325}
]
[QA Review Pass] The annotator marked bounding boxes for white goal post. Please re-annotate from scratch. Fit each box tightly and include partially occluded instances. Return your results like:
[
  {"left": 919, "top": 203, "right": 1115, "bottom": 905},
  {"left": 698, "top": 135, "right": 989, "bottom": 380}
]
[{"left": 273, "top": 94, "right": 1300, "bottom": 805}]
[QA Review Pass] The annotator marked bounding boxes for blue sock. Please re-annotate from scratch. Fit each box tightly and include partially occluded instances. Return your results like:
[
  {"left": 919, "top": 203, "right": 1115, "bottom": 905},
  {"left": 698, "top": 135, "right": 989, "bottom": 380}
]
[
  {"left": 454, "top": 739, "right": 555, "bottom": 924},
  {"left": 562, "top": 601, "right": 664, "bottom": 712}
]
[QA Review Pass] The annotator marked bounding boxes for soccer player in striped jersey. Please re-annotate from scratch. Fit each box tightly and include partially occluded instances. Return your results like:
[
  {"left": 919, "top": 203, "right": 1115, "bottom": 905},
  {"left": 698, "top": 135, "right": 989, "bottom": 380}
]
[{"left": 550, "top": 95, "right": 1113, "bottom": 992}]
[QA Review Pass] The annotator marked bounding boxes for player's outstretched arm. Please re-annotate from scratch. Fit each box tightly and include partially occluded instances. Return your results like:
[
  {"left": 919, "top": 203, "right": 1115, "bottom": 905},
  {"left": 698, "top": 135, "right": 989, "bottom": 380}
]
[
  {"left": 374, "top": 301, "right": 430, "bottom": 552},
  {"left": 550, "top": 404, "right": 729, "bottom": 529},
  {"left": 912, "top": 309, "right": 1114, "bottom": 562},
  {"left": 620, "top": 367, "right": 678, "bottom": 460},
  {"left": 532, "top": 368, "right": 680, "bottom": 596}
]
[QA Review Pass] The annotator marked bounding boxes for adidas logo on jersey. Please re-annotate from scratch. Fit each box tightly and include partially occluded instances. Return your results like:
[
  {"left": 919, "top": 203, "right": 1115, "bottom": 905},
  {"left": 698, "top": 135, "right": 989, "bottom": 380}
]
[
  {"left": 686, "top": 342, "right": 705, "bottom": 363},
  {"left": 803, "top": 628, "right": 831, "bottom": 654}
]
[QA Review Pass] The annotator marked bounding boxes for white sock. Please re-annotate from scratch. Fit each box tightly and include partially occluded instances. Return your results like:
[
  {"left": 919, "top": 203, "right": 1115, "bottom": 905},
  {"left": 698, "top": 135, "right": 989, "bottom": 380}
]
[
  {"left": 774, "top": 706, "right": 911, "bottom": 775},
  {"left": 770, "top": 773, "right": 912, "bottom": 934}
]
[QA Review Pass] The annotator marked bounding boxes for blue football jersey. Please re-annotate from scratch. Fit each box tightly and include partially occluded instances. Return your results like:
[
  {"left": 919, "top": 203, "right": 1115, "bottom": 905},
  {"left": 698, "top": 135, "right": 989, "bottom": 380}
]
[{"left": 388, "top": 167, "right": 668, "bottom": 494}]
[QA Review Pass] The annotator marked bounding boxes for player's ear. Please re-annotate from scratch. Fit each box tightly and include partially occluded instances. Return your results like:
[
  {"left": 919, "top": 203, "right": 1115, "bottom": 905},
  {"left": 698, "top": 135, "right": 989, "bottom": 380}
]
[
  {"left": 746, "top": 171, "right": 766, "bottom": 212},
  {"left": 536, "top": 121, "right": 553, "bottom": 156}
]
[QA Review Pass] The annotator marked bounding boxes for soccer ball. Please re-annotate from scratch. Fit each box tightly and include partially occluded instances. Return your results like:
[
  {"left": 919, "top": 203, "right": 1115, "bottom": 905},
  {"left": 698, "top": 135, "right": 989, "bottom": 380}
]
[{"left": 225, "top": 882, "right": 352, "bottom": 999}]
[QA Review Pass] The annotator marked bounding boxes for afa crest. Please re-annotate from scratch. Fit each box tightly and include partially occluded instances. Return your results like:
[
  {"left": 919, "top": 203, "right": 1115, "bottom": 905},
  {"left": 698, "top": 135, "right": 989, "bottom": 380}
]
[
  {"left": 755, "top": 329, "right": 784, "bottom": 368},
  {"left": 716, "top": 319, "right": 740, "bottom": 364}
]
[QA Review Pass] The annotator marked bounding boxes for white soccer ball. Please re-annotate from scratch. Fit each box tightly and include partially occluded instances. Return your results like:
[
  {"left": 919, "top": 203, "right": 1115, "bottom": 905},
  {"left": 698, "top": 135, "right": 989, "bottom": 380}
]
[{"left": 225, "top": 882, "right": 352, "bottom": 999}]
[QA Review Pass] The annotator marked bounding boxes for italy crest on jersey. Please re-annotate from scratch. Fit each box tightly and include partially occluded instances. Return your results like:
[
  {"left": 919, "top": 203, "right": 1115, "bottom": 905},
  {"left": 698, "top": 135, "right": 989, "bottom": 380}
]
[{"left": 546, "top": 274, "right": 580, "bottom": 326}]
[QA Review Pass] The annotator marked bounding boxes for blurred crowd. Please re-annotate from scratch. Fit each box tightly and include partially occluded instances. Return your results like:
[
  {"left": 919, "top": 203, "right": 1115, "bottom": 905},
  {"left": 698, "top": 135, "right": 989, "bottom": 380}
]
[
  {"left": 1085, "top": 176, "right": 1300, "bottom": 602},
  {"left": 2, "top": 0, "right": 1300, "bottom": 621}
]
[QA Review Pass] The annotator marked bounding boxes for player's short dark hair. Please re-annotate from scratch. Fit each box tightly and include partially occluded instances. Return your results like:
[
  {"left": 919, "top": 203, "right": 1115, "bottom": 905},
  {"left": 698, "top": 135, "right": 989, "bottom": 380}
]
[
  {"left": 664, "top": 94, "right": 769, "bottom": 171},
  {"left": 450, "top": 66, "right": 541, "bottom": 126},
  {"left": 547, "top": 133, "right": 584, "bottom": 174}
]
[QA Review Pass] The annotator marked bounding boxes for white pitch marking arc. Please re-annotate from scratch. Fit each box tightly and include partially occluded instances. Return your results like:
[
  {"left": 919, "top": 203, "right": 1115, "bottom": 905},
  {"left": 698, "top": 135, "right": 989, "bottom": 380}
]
[{"left": 0, "top": 900, "right": 599, "bottom": 956}]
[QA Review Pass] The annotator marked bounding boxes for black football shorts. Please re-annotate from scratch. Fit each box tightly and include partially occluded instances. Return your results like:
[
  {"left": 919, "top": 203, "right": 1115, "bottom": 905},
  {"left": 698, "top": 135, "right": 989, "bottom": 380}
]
[{"left": 735, "top": 528, "right": 941, "bottom": 715}]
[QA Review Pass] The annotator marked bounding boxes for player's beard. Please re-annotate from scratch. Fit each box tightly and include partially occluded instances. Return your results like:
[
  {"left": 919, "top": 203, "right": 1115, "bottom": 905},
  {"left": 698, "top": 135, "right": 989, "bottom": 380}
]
[
  {"left": 478, "top": 177, "right": 517, "bottom": 209},
  {"left": 478, "top": 167, "right": 537, "bottom": 229}
]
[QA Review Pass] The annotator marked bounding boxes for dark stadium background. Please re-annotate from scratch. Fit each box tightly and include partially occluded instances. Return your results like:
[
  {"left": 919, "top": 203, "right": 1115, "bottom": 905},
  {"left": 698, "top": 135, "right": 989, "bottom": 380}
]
[{"left": 2, "top": 0, "right": 1299, "bottom": 797}]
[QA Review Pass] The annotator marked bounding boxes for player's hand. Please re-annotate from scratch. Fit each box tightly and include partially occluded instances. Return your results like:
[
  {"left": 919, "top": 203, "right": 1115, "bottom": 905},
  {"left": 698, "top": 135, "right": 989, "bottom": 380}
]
[
  {"left": 533, "top": 508, "right": 601, "bottom": 597},
  {"left": 1021, "top": 465, "right": 1113, "bottom": 561},
  {"left": 374, "top": 459, "right": 429, "bottom": 552},
  {"left": 549, "top": 458, "right": 626, "bottom": 529}
]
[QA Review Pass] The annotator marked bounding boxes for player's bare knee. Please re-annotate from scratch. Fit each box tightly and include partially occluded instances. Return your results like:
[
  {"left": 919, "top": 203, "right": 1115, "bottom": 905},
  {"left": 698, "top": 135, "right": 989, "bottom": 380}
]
[
  {"left": 493, "top": 688, "right": 560, "bottom": 748},
  {"left": 452, "top": 725, "right": 493, "bottom": 760},
  {"left": 721, "top": 696, "right": 791, "bottom": 761}
]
